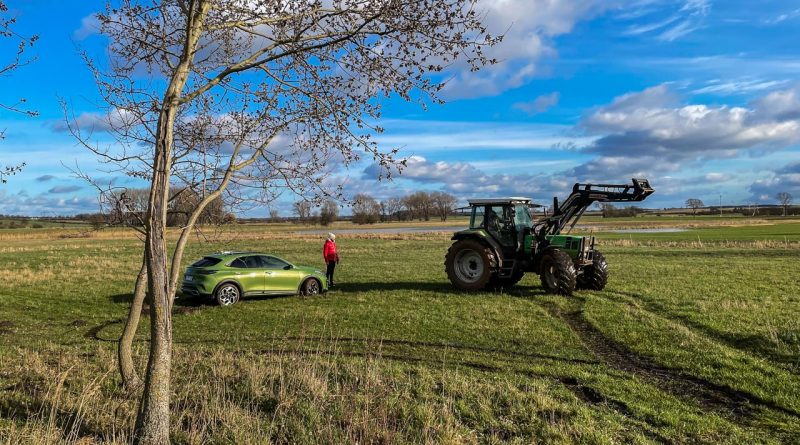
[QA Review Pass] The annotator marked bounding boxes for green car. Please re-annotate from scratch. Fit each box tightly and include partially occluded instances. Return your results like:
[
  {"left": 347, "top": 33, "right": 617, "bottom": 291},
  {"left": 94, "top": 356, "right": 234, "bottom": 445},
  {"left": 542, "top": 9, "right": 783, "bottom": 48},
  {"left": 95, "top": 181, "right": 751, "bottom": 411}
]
[{"left": 180, "top": 251, "right": 328, "bottom": 305}]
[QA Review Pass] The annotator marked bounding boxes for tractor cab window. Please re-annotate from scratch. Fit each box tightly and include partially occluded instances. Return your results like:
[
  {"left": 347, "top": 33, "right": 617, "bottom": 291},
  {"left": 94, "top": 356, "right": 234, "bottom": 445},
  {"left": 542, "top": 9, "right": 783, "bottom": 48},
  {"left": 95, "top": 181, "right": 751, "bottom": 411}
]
[
  {"left": 487, "top": 205, "right": 516, "bottom": 247},
  {"left": 470, "top": 206, "right": 485, "bottom": 229},
  {"left": 514, "top": 204, "right": 533, "bottom": 229}
]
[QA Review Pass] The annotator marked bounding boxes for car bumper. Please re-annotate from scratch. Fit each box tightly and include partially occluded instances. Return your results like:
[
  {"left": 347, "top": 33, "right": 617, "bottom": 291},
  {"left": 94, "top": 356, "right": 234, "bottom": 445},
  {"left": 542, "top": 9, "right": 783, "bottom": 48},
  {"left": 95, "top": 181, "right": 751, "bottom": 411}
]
[{"left": 181, "top": 281, "right": 211, "bottom": 297}]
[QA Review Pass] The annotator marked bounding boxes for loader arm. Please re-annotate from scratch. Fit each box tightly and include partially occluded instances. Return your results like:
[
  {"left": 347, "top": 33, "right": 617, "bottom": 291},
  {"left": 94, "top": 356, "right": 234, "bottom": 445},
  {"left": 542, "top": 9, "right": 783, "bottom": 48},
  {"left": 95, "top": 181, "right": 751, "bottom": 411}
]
[{"left": 535, "top": 178, "right": 654, "bottom": 237}]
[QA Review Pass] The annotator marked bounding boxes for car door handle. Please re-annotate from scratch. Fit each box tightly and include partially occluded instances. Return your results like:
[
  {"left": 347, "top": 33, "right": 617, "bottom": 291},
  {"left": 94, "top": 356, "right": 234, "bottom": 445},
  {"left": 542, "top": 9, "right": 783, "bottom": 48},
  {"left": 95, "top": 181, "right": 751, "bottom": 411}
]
[
  {"left": 234, "top": 272, "right": 242, "bottom": 275},
  {"left": 265, "top": 271, "right": 274, "bottom": 276}
]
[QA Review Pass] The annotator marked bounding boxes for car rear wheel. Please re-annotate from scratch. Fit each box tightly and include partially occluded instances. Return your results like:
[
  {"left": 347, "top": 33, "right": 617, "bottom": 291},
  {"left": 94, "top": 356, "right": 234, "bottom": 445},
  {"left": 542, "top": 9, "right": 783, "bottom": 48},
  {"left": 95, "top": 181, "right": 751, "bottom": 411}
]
[
  {"left": 301, "top": 278, "right": 321, "bottom": 296},
  {"left": 215, "top": 283, "right": 241, "bottom": 306}
]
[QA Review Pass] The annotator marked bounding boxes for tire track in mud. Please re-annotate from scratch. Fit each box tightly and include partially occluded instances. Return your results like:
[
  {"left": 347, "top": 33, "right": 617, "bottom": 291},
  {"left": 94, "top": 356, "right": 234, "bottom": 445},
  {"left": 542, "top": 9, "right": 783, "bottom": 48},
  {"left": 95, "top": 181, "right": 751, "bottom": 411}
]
[{"left": 540, "top": 299, "right": 800, "bottom": 422}]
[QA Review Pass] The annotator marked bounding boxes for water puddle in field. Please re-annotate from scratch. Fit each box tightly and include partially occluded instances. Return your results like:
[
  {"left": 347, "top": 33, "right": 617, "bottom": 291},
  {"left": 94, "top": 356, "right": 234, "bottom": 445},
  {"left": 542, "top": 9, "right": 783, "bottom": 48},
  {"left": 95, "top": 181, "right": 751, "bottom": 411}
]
[
  {"left": 296, "top": 226, "right": 689, "bottom": 235},
  {"left": 608, "top": 228, "right": 688, "bottom": 233},
  {"left": 295, "top": 226, "right": 463, "bottom": 235}
]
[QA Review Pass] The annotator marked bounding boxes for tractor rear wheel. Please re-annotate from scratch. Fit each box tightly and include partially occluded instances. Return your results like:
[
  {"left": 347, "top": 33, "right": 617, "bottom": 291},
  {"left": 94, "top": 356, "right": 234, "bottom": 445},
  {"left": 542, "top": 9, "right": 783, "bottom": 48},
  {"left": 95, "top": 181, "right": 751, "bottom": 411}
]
[
  {"left": 577, "top": 251, "right": 609, "bottom": 291},
  {"left": 445, "top": 239, "right": 495, "bottom": 291},
  {"left": 539, "top": 249, "right": 576, "bottom": 295}
]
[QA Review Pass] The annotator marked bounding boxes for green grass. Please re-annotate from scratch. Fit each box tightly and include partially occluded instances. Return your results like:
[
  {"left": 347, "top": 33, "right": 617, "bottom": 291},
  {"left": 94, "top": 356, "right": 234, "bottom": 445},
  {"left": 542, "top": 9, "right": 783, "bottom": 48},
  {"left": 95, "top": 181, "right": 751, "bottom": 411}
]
[{"left": 1, "top": 223, "right": 799, "bottom": 443}]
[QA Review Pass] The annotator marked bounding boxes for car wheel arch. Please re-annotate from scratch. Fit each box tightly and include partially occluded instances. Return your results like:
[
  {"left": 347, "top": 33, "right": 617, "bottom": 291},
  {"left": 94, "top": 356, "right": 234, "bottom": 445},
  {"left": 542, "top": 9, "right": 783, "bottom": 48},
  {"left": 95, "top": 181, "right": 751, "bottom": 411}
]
[{"left": 213, "top": 280, "right": 243, "bottom": 296}]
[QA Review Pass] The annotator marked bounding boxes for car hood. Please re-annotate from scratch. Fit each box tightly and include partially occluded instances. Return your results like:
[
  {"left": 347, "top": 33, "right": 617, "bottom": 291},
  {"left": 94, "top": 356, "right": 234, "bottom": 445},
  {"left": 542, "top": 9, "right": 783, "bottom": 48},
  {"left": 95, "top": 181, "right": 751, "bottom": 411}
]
[{"left": 294, "top": 265, "right": 322, "bottom": 275}]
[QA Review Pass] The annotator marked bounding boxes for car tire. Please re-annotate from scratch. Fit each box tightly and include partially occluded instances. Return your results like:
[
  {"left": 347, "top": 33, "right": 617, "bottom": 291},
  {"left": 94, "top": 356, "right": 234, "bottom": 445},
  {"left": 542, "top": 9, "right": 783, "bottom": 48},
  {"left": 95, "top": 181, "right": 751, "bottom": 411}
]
[
  {"left": 301, "top": 278, "right": 321, "bottom": 296},
  {"left": 215, "top": 282, "right": 241, "bottom": 306}
]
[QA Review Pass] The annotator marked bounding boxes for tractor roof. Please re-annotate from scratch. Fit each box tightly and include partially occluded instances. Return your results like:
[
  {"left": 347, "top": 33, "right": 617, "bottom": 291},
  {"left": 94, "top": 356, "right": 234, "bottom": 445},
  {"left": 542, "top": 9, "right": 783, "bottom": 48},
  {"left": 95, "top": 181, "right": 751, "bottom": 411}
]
[{"left": 468, "top": 197, "right": 532, "bottom": 206}]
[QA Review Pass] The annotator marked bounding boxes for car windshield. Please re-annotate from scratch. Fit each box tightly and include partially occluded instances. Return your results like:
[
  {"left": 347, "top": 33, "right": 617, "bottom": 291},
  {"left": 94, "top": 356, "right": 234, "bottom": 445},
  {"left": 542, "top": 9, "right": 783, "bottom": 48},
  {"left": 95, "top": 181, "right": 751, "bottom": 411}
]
[{"left": 514, "top": 204, "right": 533, "bottom": 229}]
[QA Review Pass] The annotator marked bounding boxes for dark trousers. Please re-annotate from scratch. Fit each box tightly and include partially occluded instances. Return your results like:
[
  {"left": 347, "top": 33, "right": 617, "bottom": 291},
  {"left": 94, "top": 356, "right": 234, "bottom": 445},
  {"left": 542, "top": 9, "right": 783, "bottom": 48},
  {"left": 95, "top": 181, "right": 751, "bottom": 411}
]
[{"left": 326, "top": 261, "right": 336, "bottom": 286}]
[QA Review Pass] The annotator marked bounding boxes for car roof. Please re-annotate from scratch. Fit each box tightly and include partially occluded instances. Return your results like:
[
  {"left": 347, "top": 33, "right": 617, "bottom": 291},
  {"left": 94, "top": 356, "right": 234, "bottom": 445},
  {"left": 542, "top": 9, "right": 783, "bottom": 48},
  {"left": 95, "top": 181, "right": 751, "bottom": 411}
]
[
  {"left": 204, "top": 251, "right": 276, "bottom": 259},
  {"left": 468, "top": 197, "right": 532, "bottom": 206}
]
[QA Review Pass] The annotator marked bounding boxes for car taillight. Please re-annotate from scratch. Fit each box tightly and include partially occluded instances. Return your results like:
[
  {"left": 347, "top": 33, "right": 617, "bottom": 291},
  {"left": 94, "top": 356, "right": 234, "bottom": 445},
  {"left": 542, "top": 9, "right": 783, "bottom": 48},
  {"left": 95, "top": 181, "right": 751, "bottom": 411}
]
[{"left": 196, "top": 270, "right": 217, "bottom": 275}]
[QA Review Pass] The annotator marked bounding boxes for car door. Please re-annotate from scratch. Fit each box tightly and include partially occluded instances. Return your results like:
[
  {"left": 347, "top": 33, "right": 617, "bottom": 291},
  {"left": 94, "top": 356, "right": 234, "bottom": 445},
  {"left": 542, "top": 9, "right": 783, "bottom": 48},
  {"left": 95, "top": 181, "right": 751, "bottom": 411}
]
[
  {"left": 229, "top": 256, "right": 267, "bottom": 295},
  {"left": 259, "top": 255, "right": 301, "bottom": 293}
]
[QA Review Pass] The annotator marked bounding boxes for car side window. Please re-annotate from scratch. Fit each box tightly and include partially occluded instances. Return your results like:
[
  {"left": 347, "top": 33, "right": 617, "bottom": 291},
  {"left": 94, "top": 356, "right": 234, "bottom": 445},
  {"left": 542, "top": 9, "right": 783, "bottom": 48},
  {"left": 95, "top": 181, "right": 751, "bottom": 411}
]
[
  {"left": 260, "top": 256, "right": 289, "bottom": 269},
  {"left": 243, "top": 256, "right": 263, "bottom": 268},
  {"left": 230, "top": 257, "right": 247, "bottom": 268}
]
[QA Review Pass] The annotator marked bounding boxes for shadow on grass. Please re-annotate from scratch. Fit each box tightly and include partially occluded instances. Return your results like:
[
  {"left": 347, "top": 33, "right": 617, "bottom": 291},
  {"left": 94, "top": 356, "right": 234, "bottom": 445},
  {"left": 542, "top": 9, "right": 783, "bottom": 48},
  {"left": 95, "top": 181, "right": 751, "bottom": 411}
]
[
  {"left": 0, "top": 394, "right": 107, "bottom": 440},
  {"left": 332, "top": 281, "right": 549, "bottom": 297}
]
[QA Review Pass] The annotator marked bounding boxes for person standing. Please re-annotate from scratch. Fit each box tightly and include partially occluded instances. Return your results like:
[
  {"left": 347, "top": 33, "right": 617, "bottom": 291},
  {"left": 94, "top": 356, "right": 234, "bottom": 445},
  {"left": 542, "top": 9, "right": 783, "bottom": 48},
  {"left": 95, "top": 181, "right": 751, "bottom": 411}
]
[{"left": 323, "top": 232, "right": 339, "bottom": 287}]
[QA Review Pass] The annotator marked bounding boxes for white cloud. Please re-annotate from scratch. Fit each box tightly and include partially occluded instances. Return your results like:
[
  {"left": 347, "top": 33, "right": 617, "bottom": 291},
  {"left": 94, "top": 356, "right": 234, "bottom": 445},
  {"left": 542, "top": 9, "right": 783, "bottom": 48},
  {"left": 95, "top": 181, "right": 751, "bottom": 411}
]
[
  {"left": 692, "top": 78, "right": 790, "bottom": 96},
  {"left": 568, "top": 84, "right": 800, "bottom": 180},
  {"left": 375, "top": 119, "right": 588, "bottom": 153},
  {"left": 618, "top": 0, "right": 711, "bottom": 41},
  {"left": 362, "top": 155, "right": 571, "bottom": 202},
  {"left": 74, "top": 14, "right": 101, "bottom": 40},
  {"left": 442, "top": 0, "right": 616, "bottom": 98},
  {"left": 52, "top": 108, "right": 138, "bottom": 134},
  {"left": 513, "top": 92, "right": 561, "bottom": 115},
  {"left": 749, "top": 161, "right": 800, "bottom": 202},
  {"left": 0, "top": 190, "right": 99, "bottom": 216}
]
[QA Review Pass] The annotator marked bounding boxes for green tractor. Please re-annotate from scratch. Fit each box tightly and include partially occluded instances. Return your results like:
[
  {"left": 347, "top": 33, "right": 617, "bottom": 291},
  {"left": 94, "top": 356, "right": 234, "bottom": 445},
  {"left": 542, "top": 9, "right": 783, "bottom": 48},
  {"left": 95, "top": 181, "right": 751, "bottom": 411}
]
[{"left": 445, "top": 179, "right": 654, "bottom": 294}]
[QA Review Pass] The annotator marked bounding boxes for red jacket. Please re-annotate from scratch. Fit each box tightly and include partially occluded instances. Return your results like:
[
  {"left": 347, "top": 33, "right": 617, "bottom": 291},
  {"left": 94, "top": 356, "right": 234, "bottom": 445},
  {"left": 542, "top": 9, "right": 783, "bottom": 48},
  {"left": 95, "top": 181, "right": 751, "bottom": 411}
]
[{"left": 323, "top": 239, "right": 338, "bottom": 263}]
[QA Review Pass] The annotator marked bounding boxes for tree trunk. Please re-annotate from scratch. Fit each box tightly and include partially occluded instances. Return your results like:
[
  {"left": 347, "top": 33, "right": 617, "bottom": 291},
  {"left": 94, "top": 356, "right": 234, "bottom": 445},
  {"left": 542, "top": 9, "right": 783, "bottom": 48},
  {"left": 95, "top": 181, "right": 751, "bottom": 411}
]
[
  {"left": 133, "top": 107, "right": 175, "bottom": 444},
  {"left": 131, "top": 4, "right": 210, "bottom": 442},
  {"left": 119, "top": 255, "right": 147, "bottom": 389}
]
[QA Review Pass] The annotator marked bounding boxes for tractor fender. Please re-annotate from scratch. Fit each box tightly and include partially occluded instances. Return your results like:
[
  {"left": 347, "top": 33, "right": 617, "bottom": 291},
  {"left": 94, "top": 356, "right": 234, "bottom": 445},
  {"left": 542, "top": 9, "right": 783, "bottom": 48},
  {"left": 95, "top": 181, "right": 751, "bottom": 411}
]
[{"left": 451, "top": 233, "right": 501, "bottom": 269}]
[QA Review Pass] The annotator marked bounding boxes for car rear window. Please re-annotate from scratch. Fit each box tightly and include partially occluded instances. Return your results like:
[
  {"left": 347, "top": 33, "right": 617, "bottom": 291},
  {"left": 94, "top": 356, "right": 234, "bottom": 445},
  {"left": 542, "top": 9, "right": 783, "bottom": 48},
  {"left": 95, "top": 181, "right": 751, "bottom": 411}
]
[{"left": 191, "top": 257, "right": 222, "bottom": 267}]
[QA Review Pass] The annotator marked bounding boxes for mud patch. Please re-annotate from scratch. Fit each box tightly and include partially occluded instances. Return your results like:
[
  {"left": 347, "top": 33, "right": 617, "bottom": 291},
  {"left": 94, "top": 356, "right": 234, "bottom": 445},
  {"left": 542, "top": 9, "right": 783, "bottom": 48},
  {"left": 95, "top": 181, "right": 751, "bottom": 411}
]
[
  {"left": 0, "top": 320, "right": 14, "bottom": 335},
  {"left": 70, "top": 319, "right": 88, "bottom": 328}
]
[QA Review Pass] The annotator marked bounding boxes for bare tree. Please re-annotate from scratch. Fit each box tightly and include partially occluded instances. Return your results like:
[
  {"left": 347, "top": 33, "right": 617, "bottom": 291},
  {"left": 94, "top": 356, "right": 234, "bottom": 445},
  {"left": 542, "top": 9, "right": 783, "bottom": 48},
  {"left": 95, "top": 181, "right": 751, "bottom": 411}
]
[
  {"left": 406, "top": 191, "right": 433, "bottom": 221},
  {"left": 430, "top": 191, "right": 456, "bottom": 221},
  {"left": 777, "top": 192, "right": 793, "bottom": 216},
  {"left": 685, "top": 198, "right": 704, "bottom": 215},
  {"left": 352, "top": 193, "right": 381, "bottom": 224},
  {"left": 382, "top": 197, "right": 403, "bottom": 221},
  {"left": 75, "top": 3, "right": 497, "bottom": 442},
  {"left": 319, "top": 199, "right": 338, "bottom": 226},
  {"left": 1, "top": 1, "right": 38, "bottom": 180},
  {"left": 0, "top": 163, "right": 25, "bottom": 183},
  {"left": 293, "top": 200, "right": 313, "bottom": 223},
  {"left": 268, "top": 208, "right": 281, "bottom": 222}
]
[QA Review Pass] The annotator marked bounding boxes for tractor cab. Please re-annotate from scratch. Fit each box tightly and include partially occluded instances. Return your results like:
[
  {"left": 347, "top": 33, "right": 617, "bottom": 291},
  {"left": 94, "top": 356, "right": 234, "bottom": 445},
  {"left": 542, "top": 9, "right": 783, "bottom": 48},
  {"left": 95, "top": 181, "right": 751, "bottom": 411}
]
[{"left": 466, "top": 197, "right": 535, "bottom": 251}]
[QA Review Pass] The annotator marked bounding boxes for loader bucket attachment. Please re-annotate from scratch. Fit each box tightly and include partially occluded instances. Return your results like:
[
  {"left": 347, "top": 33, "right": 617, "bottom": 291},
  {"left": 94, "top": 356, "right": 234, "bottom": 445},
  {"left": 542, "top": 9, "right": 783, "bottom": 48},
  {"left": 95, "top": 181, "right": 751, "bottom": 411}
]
[{"left": 571, "top": 178, "right": 654, "bottom": 202}]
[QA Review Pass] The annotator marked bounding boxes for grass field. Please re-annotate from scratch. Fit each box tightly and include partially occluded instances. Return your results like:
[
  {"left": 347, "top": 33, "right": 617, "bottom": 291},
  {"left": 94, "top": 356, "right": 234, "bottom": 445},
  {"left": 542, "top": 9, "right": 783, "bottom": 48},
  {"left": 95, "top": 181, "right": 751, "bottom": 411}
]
[{"left": 1, "top": 217, "right": 799, "bottom": 443}]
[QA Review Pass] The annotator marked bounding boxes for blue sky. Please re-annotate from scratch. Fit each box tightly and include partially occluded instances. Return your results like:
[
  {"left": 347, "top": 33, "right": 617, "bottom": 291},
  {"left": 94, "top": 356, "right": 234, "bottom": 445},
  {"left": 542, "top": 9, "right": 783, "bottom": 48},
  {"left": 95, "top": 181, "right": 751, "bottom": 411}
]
[{"left": 2, "top": 0, "right": 800, "bottom": 216}]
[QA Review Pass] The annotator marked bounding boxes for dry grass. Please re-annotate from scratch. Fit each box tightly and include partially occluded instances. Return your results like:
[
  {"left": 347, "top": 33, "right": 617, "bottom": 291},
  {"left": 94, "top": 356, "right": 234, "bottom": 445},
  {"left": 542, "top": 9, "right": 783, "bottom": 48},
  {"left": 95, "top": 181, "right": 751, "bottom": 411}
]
[{"left": 0, "top": 342, "right": 618, "bottom": 445}]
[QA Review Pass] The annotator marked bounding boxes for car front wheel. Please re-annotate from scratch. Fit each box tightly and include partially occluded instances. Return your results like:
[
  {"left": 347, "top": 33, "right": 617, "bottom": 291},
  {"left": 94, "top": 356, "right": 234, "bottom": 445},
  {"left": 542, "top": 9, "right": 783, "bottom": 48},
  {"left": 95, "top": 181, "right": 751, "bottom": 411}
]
[
  {"left": 301, "top": 278, "right": 321, "bottom": 296},
  {"left": 215, "top": 283, "right": 241, "bottom": 306}
]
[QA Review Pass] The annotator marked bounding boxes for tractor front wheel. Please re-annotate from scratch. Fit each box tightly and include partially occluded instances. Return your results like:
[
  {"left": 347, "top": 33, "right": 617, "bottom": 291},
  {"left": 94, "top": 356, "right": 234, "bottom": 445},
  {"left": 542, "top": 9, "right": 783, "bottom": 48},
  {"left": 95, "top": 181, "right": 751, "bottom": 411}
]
[
  {"left": 539, "top": 249, "right": 576, "bottom": 295},
  {"left": 445, "top": 239, "right": 494, "bottom": 291},
  {"left": 577, "top": 251, "right": 609, "bottom": 291}
]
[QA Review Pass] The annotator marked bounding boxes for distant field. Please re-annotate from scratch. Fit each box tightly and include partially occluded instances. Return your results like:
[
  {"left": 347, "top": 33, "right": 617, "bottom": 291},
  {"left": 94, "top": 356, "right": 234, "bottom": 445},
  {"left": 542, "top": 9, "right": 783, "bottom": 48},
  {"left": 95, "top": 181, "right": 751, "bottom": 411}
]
[{"left": 1, "top": 218, "right": 799, "bottom": 443}]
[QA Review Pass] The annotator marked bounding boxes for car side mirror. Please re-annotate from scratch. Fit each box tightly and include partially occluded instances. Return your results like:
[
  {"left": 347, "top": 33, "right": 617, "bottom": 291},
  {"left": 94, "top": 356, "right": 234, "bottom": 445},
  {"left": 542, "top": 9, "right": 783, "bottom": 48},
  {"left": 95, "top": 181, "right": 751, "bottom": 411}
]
[{"left": 283, "top": 264, "right": 293, "bottom": 270}]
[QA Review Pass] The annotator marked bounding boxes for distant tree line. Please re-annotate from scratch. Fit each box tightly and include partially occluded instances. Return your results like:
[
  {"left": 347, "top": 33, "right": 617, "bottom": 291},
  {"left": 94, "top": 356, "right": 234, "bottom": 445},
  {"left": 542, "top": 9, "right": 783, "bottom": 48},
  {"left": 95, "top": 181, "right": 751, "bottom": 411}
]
[
  {"left": 97, "top": 187, "right": 234, "bottom": 228},
  {"left": 291, "top": 190, "right": 459, "bottom": 226}
]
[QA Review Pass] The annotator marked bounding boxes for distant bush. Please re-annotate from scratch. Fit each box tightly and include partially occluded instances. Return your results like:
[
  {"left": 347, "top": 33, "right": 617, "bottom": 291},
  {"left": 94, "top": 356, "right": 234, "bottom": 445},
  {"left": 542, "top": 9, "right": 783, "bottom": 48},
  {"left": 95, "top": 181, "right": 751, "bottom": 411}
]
[{"left": 31, "top": 223, "right": 44, "bottom": 229}]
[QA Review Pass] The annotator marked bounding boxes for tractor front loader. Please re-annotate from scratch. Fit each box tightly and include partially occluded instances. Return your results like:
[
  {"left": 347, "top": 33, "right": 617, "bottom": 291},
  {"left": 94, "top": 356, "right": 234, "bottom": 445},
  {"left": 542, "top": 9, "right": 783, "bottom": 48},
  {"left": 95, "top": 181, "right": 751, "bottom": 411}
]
[{"left": 445, "top": 178, "right": 654, "bottom": 295}]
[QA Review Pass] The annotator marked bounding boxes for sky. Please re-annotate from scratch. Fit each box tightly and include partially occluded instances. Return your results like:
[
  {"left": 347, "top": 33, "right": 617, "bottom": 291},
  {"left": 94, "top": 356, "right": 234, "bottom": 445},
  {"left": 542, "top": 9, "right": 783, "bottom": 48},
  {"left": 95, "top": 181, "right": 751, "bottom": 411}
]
[{"left": 1, "top": 0, "right": 800, "bottom": 217}]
